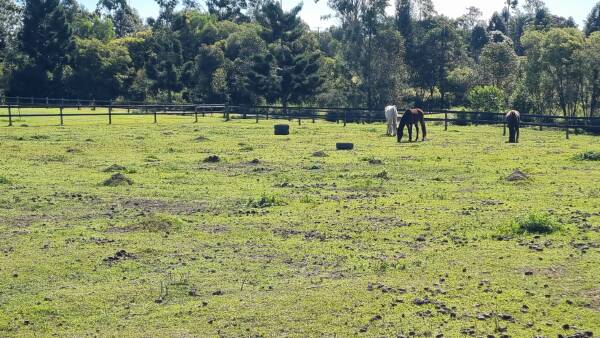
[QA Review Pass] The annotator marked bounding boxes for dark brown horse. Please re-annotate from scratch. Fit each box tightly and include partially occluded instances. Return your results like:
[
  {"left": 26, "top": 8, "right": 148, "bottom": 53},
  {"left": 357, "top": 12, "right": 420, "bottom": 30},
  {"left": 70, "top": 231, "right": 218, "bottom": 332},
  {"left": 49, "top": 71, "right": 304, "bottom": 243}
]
[
  {"left": 506, "top": 110, "right": 520, "bottom": 143},
  {"left": 397, "top": 108, "right": 427, "bottom": 143}
]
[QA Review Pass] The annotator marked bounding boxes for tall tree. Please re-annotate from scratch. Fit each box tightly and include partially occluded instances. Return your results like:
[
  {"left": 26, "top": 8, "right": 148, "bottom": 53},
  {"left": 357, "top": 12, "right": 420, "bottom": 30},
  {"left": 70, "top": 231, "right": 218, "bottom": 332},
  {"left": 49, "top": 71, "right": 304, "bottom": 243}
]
[
  {"left": 458, "top": 6, "right": 483, "bottom": 31},
  {"left": 96, "top": 0, "right": 143, "bottom": 37},
  {"left": 488, "top": 12, "right": 507, "bottom": 34},
  {"left": 585, "top": 2, "right": 600, "bottom": 37},
  {"left": 145, "top": 28, "right": 183, "bottom": 101},
  {"left": 0, "top": 0, "right": 22, "bottom": 61},
  {"left": 207, "top": 0, "right": 249, "bottom": 22},
  {"left": 9, "top": 0, "right": 74, "bottom": 96},
  {"left": 250, "top": 2, "right": 322, "bottom": 109}
]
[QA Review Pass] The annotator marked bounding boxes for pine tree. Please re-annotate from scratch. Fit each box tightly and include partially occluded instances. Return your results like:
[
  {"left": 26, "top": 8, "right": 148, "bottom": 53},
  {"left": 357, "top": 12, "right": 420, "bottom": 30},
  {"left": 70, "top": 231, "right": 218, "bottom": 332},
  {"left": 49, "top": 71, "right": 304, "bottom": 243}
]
[
  {"left": 585, "top": 2, "right": 600, "bottom": 36},
  {"left": 9, "top": 0, "right": 74, "bottom": 96},
  {"left": 488, "top": 12, "right": 507, "bottom": 34},
  {"left": 249, "top": 2, "right": 322, "bottom": 109}
]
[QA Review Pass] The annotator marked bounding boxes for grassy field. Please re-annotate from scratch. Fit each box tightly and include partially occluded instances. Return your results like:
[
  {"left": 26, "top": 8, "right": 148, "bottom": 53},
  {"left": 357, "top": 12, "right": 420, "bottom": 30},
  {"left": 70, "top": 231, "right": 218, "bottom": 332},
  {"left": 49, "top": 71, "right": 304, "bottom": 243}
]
[{"left": 0, "top": 111, "right": 599, "bottom": 337}]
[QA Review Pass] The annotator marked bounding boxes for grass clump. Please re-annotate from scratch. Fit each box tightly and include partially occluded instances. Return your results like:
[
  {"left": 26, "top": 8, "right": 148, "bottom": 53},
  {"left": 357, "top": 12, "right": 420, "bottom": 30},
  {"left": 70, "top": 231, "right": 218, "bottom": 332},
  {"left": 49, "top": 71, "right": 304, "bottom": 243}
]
[
  {"left": 577, "top": 151, "right": 600, "bottom": 161},
  {"left": 0, "top": 176, "right": 11, "bottom": 184},
  {"left": 510, "top": 213, "right": 563, "bottom": 235},
  {"left": 247, "top": 194, "right": 285, "bottom": 208},
  {"left": 138, "top": 214, "right": 184, "bottom": 232}
]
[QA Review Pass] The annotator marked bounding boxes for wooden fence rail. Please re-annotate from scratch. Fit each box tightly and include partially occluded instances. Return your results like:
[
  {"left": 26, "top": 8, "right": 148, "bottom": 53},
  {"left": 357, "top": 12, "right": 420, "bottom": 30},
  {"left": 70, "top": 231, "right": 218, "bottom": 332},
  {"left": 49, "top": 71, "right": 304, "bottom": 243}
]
[{"left": 1, "top": 99, "right": 599, "bottom": 138}]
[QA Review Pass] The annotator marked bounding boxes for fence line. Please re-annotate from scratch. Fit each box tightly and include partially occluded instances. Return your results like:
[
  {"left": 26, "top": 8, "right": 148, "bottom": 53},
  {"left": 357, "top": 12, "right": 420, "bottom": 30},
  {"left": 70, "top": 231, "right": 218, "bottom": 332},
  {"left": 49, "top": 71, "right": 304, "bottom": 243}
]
[{"left": 1, "top": 99, "right": 599, "bottom": 138}]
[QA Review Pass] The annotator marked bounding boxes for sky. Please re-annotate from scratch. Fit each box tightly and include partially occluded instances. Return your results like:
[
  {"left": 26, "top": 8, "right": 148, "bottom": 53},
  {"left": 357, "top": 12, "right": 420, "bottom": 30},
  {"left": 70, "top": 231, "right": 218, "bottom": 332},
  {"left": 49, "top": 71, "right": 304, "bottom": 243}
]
[{"left": 78, "top": 0, "right": 598, "bottom": 30}]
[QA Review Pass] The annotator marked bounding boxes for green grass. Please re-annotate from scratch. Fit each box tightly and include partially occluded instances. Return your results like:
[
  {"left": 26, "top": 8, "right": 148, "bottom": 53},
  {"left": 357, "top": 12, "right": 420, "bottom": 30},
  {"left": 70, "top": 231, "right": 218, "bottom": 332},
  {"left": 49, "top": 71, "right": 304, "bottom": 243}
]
[
  {"left": 0, "top": 112, "right": 599, "bottom": 337},
  {"left": 510, "top": 213, "right": 564, "bottom": 235}
]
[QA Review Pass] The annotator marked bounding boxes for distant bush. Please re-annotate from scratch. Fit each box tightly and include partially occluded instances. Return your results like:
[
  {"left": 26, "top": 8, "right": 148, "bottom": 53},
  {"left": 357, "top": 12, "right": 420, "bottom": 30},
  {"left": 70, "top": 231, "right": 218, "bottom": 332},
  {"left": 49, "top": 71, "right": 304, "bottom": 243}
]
[
  {"left": 468, "top": 85, "right": 506, "bottom": 113},
  {"left": 511, "top": 213, "right": 563, "bottom": 235}
]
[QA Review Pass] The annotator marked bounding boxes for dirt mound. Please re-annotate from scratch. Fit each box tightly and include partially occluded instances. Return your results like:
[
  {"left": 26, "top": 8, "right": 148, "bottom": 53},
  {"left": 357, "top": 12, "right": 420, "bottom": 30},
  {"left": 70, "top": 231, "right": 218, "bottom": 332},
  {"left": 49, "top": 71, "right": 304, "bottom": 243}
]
[
  {"left": 103, "top": 164, "right": 127, "bottom": 172},
  {"left": 103, "top": 173, "right": 134, "bottom": 186},
  {"left": 312, "top": 151, "right": 328, "bottom": 157},
  {"left": 204, "top": 155, "right": 221, "bottom": 163},
  {"left": 103, "top": 249, "right": 135, "bottom": 265},
  {"left": 195, "top": 135, "right": 209, "bottom": 142},
  {"left": 506, "top": 170, "right": 529, "bottom": 182}
]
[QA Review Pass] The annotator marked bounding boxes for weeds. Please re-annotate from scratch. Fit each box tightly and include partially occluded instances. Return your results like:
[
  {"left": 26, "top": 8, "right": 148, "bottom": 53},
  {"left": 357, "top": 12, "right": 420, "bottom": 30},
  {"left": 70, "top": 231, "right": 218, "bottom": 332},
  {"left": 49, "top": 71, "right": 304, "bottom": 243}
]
[{"left": 510, "top": 213, "right": 563, "bottom": 235}]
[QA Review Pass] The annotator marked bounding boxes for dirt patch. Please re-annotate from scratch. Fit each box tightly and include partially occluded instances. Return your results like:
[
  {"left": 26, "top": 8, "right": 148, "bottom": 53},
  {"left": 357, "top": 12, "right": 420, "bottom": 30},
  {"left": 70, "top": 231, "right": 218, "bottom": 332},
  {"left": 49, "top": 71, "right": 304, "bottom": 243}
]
[
  {"left": 103, "top": 173, "right": 133, "bottom": 187},
  {"left": 584, "top": 288, "right": 600, "bottom": 310},
  {"left": 103, "top": 250, "right": 136, "bottom": 265},
  {"left": 312, "top": 151, "right": 328, "bottom": 158},
  {"left": 113, "top": 198, "right": 209, "bottom": 216},
  {"left": 506, "top": 169, "right": 529, "bottom": 182},
  {"left": 272, "top": 228, "right": 326, "bottom": 241}
]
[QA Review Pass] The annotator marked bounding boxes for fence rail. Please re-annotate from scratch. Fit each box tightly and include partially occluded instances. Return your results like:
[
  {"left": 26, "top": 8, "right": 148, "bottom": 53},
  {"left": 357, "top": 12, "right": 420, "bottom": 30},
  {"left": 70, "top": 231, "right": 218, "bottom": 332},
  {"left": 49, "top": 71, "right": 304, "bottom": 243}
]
[{"left": 1, "top": 98, "right": 599, "bottom": 138}]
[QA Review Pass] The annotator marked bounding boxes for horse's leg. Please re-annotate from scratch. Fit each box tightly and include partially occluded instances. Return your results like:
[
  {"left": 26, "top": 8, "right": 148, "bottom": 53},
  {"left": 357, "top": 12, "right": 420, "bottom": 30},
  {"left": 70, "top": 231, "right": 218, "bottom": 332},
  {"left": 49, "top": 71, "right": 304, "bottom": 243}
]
[
  {"left": 397, "top": 122, "right": 404, "bottom": 143},
  {"left": 414, "top": 123, "right": 420, "bottom": 142},
  {"left": 516, "top": 126, "right": 520, "bottom": 143},
  {"left": 408, "top": 123, "right": 413, "bottom": 142}
]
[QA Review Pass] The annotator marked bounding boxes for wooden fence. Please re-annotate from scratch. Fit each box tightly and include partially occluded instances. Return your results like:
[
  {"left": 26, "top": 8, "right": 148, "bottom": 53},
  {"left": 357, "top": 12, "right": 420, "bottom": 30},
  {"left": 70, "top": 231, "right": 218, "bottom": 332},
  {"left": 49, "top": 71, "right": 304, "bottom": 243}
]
[{"left": 1, "top": 96, "right": 599, "bottom": 139}]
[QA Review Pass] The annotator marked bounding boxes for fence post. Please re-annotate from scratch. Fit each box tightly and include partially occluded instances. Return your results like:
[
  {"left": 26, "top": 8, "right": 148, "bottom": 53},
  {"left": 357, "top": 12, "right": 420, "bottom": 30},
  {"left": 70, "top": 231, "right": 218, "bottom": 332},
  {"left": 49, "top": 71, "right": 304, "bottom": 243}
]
[
  {"left": 7, "top": 104, "right": 12, "bottom": 127},
  {"left": 60, "top": 98, "right": 64, "bottom": 126},
  {"left": 154, "top": 107, "right": 158, "bottom": 124},
  {"left": 194, "top": 106, "right": 198, "bottom": 123},
  {"left": 444, "top": 111, "right": 448, "bottom": 131},
  {"left": 46, "top": 97, "right": 49, "bottom": 109},
  {"left": 298, "top": 109, "right": 302, "bottom": 125},
  {"left": 566, "top": 127, "right": 570, "bottom": 139},
  {"left": 92, "top": 98, "right": 96, "bottom": 111},
  {"left": 266, "top": 108, "right": 269, "bottom": 120},
  {"left": 16, "top": 96, "right": 20, "bottom": 108},
  {"left": 77, "top": 98, "right": 81, "bottom": 111},
  {"left": 255, "top": 107, "right": 259, "bottom": 123},
  {"left": 344, "top": 109, "right": 348, "bottom": 127},
  {"left": 108, "top": 100, "right": 113, "bottom": 125}
]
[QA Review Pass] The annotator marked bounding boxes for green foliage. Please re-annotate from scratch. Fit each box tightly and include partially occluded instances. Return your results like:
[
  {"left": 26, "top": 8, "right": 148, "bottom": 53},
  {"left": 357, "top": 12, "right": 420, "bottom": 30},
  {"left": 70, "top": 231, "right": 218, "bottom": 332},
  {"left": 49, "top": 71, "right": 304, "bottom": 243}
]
[
  {"left": 577, "top": 151, "right": 600, "bottom": 161},
  {"left": 467, "top": 85, "right": 506, "bottom": 112},
  {"left": 0, "top": 176, "right": 11, "bottom": 184},
  {"left": 249, "top": 2, "right": 323, "bottom": 107},
  {"left": 510, "top": 213, "right": 563, "bottom": 235},
  {"left": 247, "top": 194, "right": 285, "bottom": 208},
  {"left": 585, "top": 2, "right": 600, "bottom": 36},
  {"left": 477, "top": 42, "right": 518, "bottom": 89},
  {"left": 9, "top": 0, "right": 74, "bottom": 97},
  {"left": 66, "top": 38, "right": 132, "bottom": 99}
]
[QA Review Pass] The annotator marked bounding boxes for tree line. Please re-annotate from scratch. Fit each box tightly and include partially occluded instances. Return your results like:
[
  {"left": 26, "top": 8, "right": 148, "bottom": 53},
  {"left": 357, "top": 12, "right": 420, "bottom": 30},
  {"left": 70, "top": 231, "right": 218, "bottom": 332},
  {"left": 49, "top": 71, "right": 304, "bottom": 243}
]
[{"left": 1, "top": 0, "right": 600, "bottom": 117}]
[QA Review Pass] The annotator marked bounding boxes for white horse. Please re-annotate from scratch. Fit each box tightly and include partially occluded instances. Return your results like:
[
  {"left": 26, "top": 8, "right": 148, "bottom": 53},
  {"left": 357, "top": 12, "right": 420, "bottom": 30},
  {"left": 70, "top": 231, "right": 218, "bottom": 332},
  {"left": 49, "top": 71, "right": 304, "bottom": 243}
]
[{"left": 385, "top": 105, "right": 399, "bottom": 136}]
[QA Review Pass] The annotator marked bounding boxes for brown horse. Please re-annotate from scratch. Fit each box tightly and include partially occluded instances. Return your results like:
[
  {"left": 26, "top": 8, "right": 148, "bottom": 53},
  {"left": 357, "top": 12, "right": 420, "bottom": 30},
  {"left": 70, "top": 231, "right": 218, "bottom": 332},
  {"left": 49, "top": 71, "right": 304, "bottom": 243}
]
[
  {"left": 397, "top": 108, "right": 427, "bottom": 143},
  {"left": 506, "top": 110, "right": 520, "bottom": 143}
]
